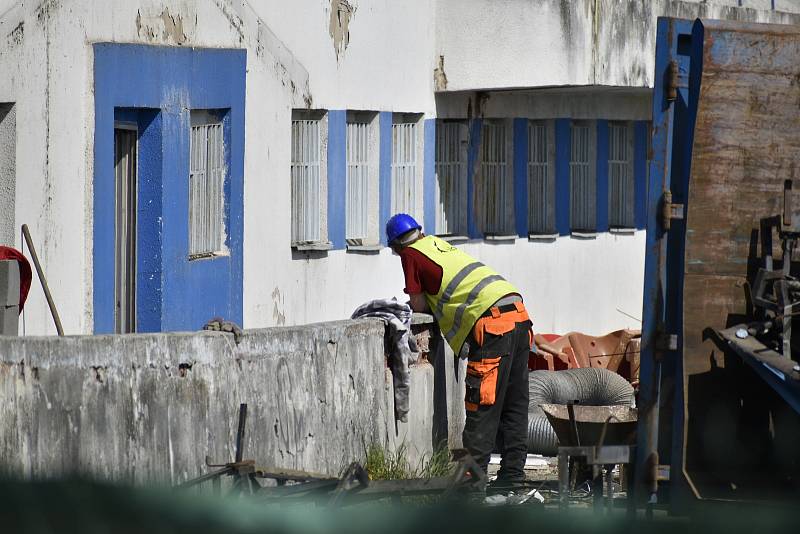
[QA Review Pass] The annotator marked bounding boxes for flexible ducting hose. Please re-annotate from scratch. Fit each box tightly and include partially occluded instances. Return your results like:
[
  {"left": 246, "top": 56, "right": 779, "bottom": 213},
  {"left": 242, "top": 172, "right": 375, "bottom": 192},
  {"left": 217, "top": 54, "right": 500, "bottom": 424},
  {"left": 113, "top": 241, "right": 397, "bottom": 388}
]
[{"left": 527, "top": 368, "right": 635, "bottom": 455}]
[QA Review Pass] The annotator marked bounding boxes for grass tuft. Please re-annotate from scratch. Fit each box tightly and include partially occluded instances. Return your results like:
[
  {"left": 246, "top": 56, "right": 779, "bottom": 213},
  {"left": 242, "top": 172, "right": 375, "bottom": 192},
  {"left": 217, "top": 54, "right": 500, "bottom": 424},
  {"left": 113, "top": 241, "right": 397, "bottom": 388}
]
[{"left": 364, "top": 442, "right": 453, "bottom": 480}]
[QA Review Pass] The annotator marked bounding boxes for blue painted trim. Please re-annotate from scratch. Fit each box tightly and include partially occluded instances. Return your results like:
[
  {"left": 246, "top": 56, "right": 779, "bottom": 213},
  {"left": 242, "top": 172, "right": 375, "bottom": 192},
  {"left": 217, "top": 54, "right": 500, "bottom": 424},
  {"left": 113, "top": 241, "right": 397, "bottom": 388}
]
[
  {"left": 634, "top": 121, "right": 648, "bottom": 229},
  {"left": 466, "top": 119, "right": 483, "bottom": 238},
  {"left": 327, "top": 110, "right": 347, "bottom": 249},
  {"left": 93, "top": 44, "right": 245, "bottom": 333},
  {"left": 379, "top": 112, "right": 393, "bottom": 246},
  {"left": 513, "top": 118, "right": 528, "bottom": 237},
  {"left": 423, "top": 119, "right": 436, "bottom": 234},
  {"left": 596, "top": 120, "right": 609, "bottom": 233},
  {"left": 554, "top": 119, "right": 570, "bottom": 236}
]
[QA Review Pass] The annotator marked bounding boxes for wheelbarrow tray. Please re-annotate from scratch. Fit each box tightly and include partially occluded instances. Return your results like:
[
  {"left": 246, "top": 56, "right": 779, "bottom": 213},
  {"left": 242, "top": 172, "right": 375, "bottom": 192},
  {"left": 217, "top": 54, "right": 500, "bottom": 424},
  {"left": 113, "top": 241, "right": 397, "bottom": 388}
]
[{"left": 540, "top": 404, "right": 638, "bottom": 447}]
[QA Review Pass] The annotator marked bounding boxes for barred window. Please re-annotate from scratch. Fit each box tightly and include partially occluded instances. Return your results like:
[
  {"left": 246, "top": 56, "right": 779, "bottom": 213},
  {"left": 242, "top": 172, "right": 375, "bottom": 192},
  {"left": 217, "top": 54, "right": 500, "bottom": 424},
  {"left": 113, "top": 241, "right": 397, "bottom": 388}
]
[
  {"left": 570, "top": 121, "right": 596, "bottom": 232},
  {"left": 608, "top": 121, "right": 634, "bottom": 229},
  {"left": 189, "top": 111, "right": 226, "bottom": 258},
  {"left": 346, "top": 112, "right": 378, "bottom": 246},
  {"left": 291, "top": 111, "right": 326, "bottom": 245},
  {"left": 434, "top": 120, "right": 467, "bottom": 236},
  {"left": 478, "top": 120, "right": 512, "bottom": 236},
  {"left": 391, "top": 116, "right": 421, "bottom": 220},
  {"left": 528, "top": 120, "right": 555, "bottom": 235}
]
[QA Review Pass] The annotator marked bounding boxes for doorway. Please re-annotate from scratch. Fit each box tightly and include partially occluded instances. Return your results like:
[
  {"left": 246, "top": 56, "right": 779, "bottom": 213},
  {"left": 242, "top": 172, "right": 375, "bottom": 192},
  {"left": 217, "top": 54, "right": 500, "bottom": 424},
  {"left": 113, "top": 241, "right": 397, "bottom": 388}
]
[{"left": 114, "top": 124, "right": 137, "bottom": 333}]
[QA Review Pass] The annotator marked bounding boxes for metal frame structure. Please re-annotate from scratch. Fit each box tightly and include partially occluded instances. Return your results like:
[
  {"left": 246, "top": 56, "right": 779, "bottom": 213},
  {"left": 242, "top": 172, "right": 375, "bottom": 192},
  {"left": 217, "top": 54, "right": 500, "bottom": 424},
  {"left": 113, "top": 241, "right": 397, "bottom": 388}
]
[{"left": 178, "top": 404, "right": 489, "bottom": 505}]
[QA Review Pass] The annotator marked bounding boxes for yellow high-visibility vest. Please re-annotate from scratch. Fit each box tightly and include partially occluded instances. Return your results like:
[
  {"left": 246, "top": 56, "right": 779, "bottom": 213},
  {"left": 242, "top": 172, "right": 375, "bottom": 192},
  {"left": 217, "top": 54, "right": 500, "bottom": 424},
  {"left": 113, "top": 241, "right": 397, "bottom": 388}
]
[{"left": 408, "top": 235, "right": 519, "bottom": 354}]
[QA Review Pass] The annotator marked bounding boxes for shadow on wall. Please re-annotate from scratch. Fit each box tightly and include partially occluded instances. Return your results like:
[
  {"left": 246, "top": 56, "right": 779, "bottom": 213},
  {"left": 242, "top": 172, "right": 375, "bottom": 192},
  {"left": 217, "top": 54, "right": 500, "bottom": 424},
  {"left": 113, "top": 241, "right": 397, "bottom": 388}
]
[{"left": 0, "top": 103, "right": 15, "bottom": 246}]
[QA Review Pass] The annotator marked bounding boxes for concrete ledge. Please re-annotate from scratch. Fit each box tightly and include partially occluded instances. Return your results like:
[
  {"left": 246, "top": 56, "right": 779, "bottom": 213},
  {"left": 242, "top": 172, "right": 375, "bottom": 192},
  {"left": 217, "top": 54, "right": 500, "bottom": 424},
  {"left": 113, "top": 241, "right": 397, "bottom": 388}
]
[
  {"left": 0, "top": 319, "right": 393, "bottom": 483},
  {"left": 0, "top": 317, "right": 468, "bottom": 484}
]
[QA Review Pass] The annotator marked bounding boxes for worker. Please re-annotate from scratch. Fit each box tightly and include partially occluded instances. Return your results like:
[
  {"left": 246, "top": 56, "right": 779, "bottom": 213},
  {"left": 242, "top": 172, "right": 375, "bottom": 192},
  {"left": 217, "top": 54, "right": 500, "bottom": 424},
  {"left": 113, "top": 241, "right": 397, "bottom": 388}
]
[{"left": 386, "top": 213, "right": 532, "bottom": 487}]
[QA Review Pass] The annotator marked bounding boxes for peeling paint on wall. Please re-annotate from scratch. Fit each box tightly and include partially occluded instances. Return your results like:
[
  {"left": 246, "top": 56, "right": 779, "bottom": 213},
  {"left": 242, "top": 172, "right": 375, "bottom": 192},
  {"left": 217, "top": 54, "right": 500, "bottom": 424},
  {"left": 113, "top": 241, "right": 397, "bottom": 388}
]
[
  {"left": 272, "top": 286, "right": 286, "bottom": 326},
  {"left": 329, "top": 0, "right": 356, "bottom": 61},
  {"left": 135, "top": 7, "right": 192, "bottom": 45},
  {"left": 433, "top": 55, "right": 448, "bottom": 91},
  {"left": 159, "top": 8, "right": 188, "bottom": 44}
]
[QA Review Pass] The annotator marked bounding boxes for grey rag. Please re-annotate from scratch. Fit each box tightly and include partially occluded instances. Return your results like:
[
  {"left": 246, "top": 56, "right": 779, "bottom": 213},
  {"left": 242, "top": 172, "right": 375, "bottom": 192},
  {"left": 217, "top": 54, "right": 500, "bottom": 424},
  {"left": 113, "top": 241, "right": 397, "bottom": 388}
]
[{"left": 351, "top": 298, "right": 418, "bottom": 422}]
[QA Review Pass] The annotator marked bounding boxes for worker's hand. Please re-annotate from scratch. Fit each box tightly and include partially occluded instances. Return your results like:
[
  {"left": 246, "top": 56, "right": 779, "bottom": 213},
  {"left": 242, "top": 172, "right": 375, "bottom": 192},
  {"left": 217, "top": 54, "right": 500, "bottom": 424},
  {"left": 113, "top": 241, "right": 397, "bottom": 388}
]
[{"left": 203, "top": 317, "right": 243, "bottom": 345}]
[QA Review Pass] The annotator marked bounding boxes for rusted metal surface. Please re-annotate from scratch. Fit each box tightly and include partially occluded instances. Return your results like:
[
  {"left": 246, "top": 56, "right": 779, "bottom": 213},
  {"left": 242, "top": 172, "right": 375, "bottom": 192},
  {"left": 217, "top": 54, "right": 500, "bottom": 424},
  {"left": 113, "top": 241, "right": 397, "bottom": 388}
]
[
  {"left": 179, "top": 404, "right": 489, "bottom": 504},
  {"left": 541, "top": 404, "right": 638, "bottom": 447},
  {"left": 683, "top": 20, "right": 800, "bottom": 376},
  {"left": 637, "top": 17, "right": 692, "bottom": 508},
  {"left": 673, "top": 19, "right": 800, "bottom": 502},
  {"left": 717, "top": 326, "right": 800, "bottom": 382}
]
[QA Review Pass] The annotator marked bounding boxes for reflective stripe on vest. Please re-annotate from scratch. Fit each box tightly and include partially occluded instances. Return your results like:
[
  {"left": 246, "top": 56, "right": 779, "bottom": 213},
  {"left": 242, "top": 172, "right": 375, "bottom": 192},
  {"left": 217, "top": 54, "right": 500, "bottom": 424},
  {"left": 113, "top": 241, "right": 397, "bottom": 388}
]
[{"left": 408, "top": 236, "right": 519, "bottom": 354}]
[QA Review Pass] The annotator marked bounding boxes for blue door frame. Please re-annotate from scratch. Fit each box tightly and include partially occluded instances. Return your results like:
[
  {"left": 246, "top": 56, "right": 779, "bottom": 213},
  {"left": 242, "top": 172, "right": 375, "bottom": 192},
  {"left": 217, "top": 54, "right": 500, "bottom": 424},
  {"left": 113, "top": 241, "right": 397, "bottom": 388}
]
[{"left": 93, "top": 44, "right": 246, "bottom": 333}]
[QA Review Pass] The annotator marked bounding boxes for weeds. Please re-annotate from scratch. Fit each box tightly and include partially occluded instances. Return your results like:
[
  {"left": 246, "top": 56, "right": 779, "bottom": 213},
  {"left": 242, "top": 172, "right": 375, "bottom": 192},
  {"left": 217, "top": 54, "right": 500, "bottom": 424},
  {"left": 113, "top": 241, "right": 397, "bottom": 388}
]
[{"left": 364, "top": 442, "right": 453, "bottom": 480}]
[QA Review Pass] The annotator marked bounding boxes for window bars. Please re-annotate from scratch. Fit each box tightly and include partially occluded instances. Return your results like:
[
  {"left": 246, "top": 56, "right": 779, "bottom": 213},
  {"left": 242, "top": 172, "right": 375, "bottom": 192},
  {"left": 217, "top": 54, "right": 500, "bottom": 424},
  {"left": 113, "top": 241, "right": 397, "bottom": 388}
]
[
  {"left": 528, "top": 121, "right": 554, "bottom": 235},
  {"left": 291, "top": 119, "right": 322, "bottom": 243},
  {"left": 479, "top": 121, "right": 510, "bottom": 235},
  {"left": 391, "top": 121, "right": 418, "bottom": 219},
  {"left": 608, "top": 121, "right": 634, "bottom": 228},
  {"left": 346, "top": 120, "right": 370, "bottom": 243},
  {"left": 570, "top": 122, "right": 595, "bottom": 232},
  {"left": 435, "top": 121, "right": 466, "bottom": 236},
  {"left": 189, "top": 121, "right": 226, "bottom": 257}
]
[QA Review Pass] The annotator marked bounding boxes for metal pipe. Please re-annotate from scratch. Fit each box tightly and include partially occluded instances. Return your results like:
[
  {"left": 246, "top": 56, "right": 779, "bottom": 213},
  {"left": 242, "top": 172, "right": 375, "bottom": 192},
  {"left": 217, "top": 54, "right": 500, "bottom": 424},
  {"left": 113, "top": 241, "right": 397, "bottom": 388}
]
[
  {"left": 21, "top": 224, "right": 63, "bottom": 336},
  {"left": 235, "top": 403, "right": 248, "bottom": 463}
]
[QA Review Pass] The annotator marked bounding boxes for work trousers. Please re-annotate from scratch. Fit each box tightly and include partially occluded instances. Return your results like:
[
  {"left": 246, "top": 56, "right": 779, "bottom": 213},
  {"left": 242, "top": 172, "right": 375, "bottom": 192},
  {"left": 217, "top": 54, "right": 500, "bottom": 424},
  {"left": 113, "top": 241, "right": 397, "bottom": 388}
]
[{"left": 462, "top": 307, "right": 531, "bottom": 483}]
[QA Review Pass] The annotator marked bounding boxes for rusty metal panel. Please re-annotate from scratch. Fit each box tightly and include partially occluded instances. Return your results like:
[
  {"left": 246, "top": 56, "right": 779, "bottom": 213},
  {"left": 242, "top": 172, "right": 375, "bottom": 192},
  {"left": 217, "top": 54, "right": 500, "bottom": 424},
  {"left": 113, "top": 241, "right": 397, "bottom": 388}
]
[
  {"left": 672, "top": 19, "right": 800, "bottom": 501},
  {"left": 684, "top": 20, "right": 800, "bottom": 375}
]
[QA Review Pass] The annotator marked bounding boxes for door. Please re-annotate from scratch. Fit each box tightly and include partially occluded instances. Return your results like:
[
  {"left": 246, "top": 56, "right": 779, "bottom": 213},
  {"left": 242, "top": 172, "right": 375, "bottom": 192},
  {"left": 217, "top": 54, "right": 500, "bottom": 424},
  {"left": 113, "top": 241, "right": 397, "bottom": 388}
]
[{"left": 114, "top": 124, "right": 137, "bottom": 333}]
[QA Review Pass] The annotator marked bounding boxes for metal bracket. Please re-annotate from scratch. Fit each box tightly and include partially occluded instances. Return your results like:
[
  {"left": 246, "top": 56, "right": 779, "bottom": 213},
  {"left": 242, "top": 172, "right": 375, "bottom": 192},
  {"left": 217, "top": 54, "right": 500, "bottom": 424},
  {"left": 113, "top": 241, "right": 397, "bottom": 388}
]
[
  {"left": 655, "top": 332, "right": 678, "bottom": 352},
  {"left": 666, "top": 60, "right": 688, "bottom": 103},
  {"left": 667, "top": 60, "right": 679, "bottom": 101},
  {"left": 662, "top": 190, "right": 685, "bottom": 231}
]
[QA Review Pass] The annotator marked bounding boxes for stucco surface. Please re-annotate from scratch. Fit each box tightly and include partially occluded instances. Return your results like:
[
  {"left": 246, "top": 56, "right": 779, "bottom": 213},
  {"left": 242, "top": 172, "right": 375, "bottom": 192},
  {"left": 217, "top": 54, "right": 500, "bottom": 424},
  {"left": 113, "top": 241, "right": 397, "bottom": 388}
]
[
  {"left": 0, "top": 318, "right": 458, "bottom": 482},
  {"left": 435, "top": 0, "right": 800, "bottom": 92},
  {"left": 0, "top": 320, "right": 378, "bottom": 481}
]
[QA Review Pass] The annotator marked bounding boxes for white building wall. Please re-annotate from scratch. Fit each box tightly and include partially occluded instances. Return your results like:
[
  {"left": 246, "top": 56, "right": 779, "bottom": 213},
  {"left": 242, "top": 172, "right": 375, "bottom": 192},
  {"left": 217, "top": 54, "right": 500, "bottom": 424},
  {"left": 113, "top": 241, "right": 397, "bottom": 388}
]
[
  {"left": 435, "top": 0, "right": 800, "bottom": 91},
  {"left": 0, "top": 0, "right": 795, "bottom": 337}
]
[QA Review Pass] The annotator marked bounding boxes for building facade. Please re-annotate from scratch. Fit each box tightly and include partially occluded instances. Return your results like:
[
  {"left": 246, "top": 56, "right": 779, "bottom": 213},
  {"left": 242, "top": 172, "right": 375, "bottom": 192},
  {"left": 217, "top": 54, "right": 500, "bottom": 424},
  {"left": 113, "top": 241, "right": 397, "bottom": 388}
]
[{"left": 1, "top": 0, "right": 799, "bottom": 336}]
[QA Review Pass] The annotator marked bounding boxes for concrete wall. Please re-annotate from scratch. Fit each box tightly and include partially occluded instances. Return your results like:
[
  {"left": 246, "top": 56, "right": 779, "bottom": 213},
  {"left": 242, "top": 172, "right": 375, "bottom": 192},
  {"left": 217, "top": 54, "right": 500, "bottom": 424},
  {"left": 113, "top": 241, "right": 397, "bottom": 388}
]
[
  {"left": 0, "top": 319, "right": 451, "bottom": 482},
  {"left": 435, "top": 88, "right": 652, "bottom": 122},
  {"left": 0, "top": 103, "right": 14, "bottom": 245},
  {"left": 435, "top": 0, "right": 800, "bottom": 92}
]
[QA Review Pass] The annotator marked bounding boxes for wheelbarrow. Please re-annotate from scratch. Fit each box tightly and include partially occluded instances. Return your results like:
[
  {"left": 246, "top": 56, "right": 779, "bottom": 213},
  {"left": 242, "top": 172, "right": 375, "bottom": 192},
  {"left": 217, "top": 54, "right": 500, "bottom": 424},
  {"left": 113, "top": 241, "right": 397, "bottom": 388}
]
[{"left": 540, "top": 403, "right": 638, "bottom": 512}]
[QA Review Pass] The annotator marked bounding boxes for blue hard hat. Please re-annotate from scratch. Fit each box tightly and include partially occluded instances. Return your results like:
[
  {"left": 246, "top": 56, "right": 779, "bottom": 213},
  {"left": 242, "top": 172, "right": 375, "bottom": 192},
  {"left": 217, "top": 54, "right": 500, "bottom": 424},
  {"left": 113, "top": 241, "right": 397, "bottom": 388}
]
[{"left": 386, "top": 213, "right": 422, "bottom": 245}]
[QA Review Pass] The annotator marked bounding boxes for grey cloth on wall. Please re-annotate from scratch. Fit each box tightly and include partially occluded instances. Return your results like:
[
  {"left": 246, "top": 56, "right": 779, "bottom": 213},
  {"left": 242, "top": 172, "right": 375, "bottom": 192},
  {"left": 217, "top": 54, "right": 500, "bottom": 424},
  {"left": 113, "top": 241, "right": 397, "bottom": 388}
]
[{"left": 351, "top": 298, "right": 418, "bottom": 422}]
